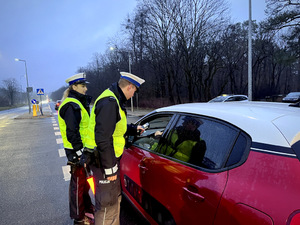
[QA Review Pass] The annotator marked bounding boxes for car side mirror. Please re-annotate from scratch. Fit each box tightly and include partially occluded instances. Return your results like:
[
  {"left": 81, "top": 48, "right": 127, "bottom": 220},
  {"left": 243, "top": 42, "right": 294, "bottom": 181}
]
[{"left": 125, "top": 135, "right": 134, "bottom": 148}]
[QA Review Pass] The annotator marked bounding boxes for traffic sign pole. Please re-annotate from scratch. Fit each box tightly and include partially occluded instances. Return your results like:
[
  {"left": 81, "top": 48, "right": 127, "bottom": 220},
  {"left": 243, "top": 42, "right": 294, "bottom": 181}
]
[
  {"left": 36, "top": 89, "right": 45, "bottom": 116},
  {"left": 40, "top": 95, "right": 43, "bottom": 115}
]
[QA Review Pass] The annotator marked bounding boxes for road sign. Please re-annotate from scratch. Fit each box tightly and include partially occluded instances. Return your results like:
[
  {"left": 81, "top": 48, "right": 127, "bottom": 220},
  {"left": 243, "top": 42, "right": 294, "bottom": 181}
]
[
  {"left": 31, "top": 99, "right": 37, "bottom": 104},
  {"left": 27, "top": 87, "right": 33, "bottom": 93},
  {"left": 37, "top": 88, "right": 44, "bottom": 95}
]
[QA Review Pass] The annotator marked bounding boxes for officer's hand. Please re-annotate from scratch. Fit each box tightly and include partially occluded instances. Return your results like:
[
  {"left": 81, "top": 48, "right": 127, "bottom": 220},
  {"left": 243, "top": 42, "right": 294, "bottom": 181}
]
[
  {"left": 67, "top": 151, "right": 79, "bottom": 163},
  {"left": 79, "top": 148, "right": 94, "bottom": 166},
  {"left": 79, "top": 153, "right": 88, "bottom": 167},
  {"left": 107, "top": 175, "right": 117, "bottom": 181},
  {"left": 137, "top": 125, "right": 145, "bottom": 135}
]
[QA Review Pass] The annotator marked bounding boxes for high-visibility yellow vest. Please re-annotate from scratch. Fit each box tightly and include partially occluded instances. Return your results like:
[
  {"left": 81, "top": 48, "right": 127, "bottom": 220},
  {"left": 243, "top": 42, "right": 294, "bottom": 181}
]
[
  {"left": 159, "top": 130, "right": 198, "bottom": 162},
  {"left": 85, "top": 89, "right": 127, "bottom": 158},
  {"left": 58, "top": 97, "right": 89, "bottom": 149}
]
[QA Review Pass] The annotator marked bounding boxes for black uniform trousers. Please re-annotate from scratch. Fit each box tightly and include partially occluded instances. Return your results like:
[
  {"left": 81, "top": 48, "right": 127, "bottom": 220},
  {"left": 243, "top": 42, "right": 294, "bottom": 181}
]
[
  {"left": 90, "top": 160, "right": 121, "bottom": 225},
  {"left": 69, "top": 165, "right": 93, "bottom": 220}
]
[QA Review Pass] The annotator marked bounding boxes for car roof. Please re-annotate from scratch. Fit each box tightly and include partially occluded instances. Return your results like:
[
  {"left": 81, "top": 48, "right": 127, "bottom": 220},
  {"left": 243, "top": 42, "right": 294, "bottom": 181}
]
[
  {"left": 286, "top": 92, "right": 300, "bottom": 95},
  {"left": 154, "top": 102, "right": 300, "bottom": 147}
]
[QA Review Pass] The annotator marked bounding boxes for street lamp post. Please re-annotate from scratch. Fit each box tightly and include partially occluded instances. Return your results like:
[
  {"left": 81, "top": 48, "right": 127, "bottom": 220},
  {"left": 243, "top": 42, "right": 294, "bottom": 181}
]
[
  {"left": 248, "top": 0, "right": 253, "bottom": 101},
  {"left": 15, "top": 58, "right": 31, "bottom": 113},
  {"left": 110, "top": 47, "right": 134, "bottom": 112},
  {"left": 128, "top": 52, "right": 134, "bottom": 112}
]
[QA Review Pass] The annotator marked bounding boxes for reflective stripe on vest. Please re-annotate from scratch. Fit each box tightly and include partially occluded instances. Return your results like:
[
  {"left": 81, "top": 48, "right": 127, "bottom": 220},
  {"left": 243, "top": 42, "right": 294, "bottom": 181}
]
[
  {"left": 85, "top": 89, "right": 127, "bottom": 158},
  {"left": 58, "top": 97, "right": 89, "bottom": 149}
]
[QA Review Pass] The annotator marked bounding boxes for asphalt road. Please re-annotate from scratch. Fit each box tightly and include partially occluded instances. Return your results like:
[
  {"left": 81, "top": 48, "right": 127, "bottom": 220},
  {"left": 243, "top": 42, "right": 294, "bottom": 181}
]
[{"left": 0, "top": 103, "right": 149, "bottom": 225}]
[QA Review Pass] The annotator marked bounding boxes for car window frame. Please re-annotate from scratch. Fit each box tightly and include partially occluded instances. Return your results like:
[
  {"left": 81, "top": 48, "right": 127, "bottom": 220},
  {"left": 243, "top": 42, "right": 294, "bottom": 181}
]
[
  {"left": 166, "top": 113, "right": 251, "bottom": 172},
  {"left": 129, "top": 112, "right": 251, "bottom": 173},
  {"left": 225, "top": 97, "right": 235, "bottom": 102},
  {"left": 224, "top": 131, "right": 251, "bottom": 170},
  {"left": 128, "top": 112, "right": 177, "bottom": 149}
]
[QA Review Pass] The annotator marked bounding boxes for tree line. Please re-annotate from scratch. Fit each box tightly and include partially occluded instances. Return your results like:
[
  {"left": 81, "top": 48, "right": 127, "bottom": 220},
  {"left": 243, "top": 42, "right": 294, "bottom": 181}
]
[
  {"left": 47, "top": 0, "right": 298, "bottom": 108},
  {"left": 0, "top": 78, "right": 46, "bottom": 107},
  {"left": 0, "top": 78, "right": 27, "bottom": 107}
]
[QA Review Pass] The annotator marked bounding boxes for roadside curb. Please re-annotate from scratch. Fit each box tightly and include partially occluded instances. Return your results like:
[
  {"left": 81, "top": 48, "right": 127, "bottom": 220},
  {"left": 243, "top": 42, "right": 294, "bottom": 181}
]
[
  {"left": 14, "top": 103, "right": 53, "bottom": 119},
  {"left": 15, "top": 112, "right": 52, "bottom": 119}
]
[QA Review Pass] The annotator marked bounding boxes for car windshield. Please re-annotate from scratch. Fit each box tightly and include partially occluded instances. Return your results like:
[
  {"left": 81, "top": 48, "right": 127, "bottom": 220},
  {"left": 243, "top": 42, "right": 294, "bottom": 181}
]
[
  {"left": 209, "top": 96, "right": 228, "bottom": 102},
  {"left": 287, "top": 93, "right": 300, "bottom": 97}
]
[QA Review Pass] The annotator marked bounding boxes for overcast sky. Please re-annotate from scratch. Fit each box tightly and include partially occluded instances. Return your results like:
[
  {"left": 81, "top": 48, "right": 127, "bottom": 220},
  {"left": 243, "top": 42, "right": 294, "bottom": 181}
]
[{"left": 0, "top": 0, "right": 266, "bottom": 95}]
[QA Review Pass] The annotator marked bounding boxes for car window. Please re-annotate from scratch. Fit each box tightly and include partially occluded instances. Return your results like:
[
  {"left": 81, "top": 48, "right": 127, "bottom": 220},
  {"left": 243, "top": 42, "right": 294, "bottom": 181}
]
[
  {"left": 225, "top": 133, "right": 250, "bottom": 167},
  {"left": 209, "top": 96, "right": 227, "bottom": 102},
  {"left": 287, "top": 93, "right": 300, "bottom": 97},
  {"left": 225, "top": 97, "right": 235, "bottom": 102},
  {"left": 131, "top": 115, "right": 173, "bottom": 150},
  {"left": 155, "top": 115, "right": 248, "bottom": 171}
]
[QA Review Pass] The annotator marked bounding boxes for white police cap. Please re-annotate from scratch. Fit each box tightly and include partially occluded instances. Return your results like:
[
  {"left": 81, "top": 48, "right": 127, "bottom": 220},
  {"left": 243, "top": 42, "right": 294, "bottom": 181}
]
[
  {"left": 65, "top": 72, "right": 88, "bottom": 85},
  {"left": 120, "top": 72, "right": 145, "bottom": 88}
]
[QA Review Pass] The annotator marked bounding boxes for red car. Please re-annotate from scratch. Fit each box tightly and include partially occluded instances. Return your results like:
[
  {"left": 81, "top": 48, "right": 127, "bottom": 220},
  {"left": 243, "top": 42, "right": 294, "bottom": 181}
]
[
  {"left": 55, "top": 100, "right": 61, "bottom": 110},
  {"left": 120, "top": 102, "right": 300, "bottom": 225}
]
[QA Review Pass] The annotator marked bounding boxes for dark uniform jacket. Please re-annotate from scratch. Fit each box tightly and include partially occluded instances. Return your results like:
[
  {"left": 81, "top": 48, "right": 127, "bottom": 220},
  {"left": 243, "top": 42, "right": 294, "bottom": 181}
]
[
  {"left": 93, "top": 82, "right": 138, "bottom": 176},
  {"left": 59, "top": 90, "right": 92, "bottom": 159}
]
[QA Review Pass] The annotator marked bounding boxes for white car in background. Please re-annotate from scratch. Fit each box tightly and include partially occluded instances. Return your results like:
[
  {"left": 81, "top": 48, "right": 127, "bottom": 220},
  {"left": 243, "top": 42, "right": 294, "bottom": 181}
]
[
  {"left": 282, "top": 92, "right": 300, "bottom": 103},
  {"left": 208, "top": 94, "right": 248, "bottom": 103}
]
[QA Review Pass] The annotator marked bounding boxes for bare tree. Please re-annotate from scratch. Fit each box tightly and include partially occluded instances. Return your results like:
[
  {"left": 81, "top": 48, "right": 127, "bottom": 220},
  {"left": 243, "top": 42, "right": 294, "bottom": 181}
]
[
  {"left": 128, "top": 0, "right": 230, "bottom": 103},
  {"left": 263, "top": 0, "right": 300, "bottom": 93},
  {"left": 265, "top": 0, "right": 300, "bottom": 30},
  {"left": 2, "top": 78, "right": 19, "bottom": 106},
  {"left": 49, "top": 0, "right": 300, "bottom": 105}
]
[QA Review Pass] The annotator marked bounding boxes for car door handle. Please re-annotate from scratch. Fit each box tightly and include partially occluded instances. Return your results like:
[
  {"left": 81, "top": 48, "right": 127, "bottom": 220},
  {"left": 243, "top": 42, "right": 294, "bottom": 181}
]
[
  {"left": 138, "top": 157, "right": 152, "bottom": 173},
  {"left": 183, "top": 186, "right": 205, "bottom": 202},
  {"left": 138, "top": 164, "right": 148, "bottom": 172}
]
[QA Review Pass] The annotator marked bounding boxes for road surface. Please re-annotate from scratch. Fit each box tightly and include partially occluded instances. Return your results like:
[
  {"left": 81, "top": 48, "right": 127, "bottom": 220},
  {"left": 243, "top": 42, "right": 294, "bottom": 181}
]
[{"left": 0, "top": 103, "right": 149, "bottom": 225}]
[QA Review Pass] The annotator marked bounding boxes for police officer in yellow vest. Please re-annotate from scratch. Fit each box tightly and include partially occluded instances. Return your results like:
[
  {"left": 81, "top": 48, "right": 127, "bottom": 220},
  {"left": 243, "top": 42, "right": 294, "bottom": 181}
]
[
  {"left": 58, "top": 73, "right": 94, "bottom": 225},
  {"left": 156, "top": 116, "right": 206, "bottom": 166},
  {"left": 82, "top": 72, "right": 145, "bottom": 225}
]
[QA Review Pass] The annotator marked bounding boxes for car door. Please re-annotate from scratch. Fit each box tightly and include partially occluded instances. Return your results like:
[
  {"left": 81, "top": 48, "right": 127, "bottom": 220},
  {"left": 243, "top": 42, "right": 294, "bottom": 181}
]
[
  {"left": 142, "top": 114, "right": 243, "bottom": 225},
  {"left": 123, "top": 113, "right": 245, "bottom": 225},
  {"left": 140, "top": 152, "right": 228, "bottom": 225},
  {"left": 120, "top": 113, "right": 175, "bottom": 223}
]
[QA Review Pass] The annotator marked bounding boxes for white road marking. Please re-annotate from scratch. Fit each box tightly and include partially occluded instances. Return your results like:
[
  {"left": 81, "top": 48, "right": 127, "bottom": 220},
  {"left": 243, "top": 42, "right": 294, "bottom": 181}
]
[
  {"left": 50, "top": 105, "right": 70, "bottom": 182},
  {"left": 62, "top": 165, "right": 71, "bottom": 181},
  {"left": 52, "top": 112, "right": 70, "bottom": 183},
  {"left": 58, "top": 148, "right": 66, "bottom": 157},
  {"left": 56, "top": 138, "right": 63, "bottom": 144}
]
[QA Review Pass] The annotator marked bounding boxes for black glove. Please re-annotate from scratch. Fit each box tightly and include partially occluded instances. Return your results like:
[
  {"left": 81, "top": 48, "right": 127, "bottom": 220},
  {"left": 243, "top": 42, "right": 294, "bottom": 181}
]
[
  {"left": 66, "top": 150, "right": 79, "bottom": 163},
  {"left": 79, "top": 148, "right": 94, "bottom": 166}
]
